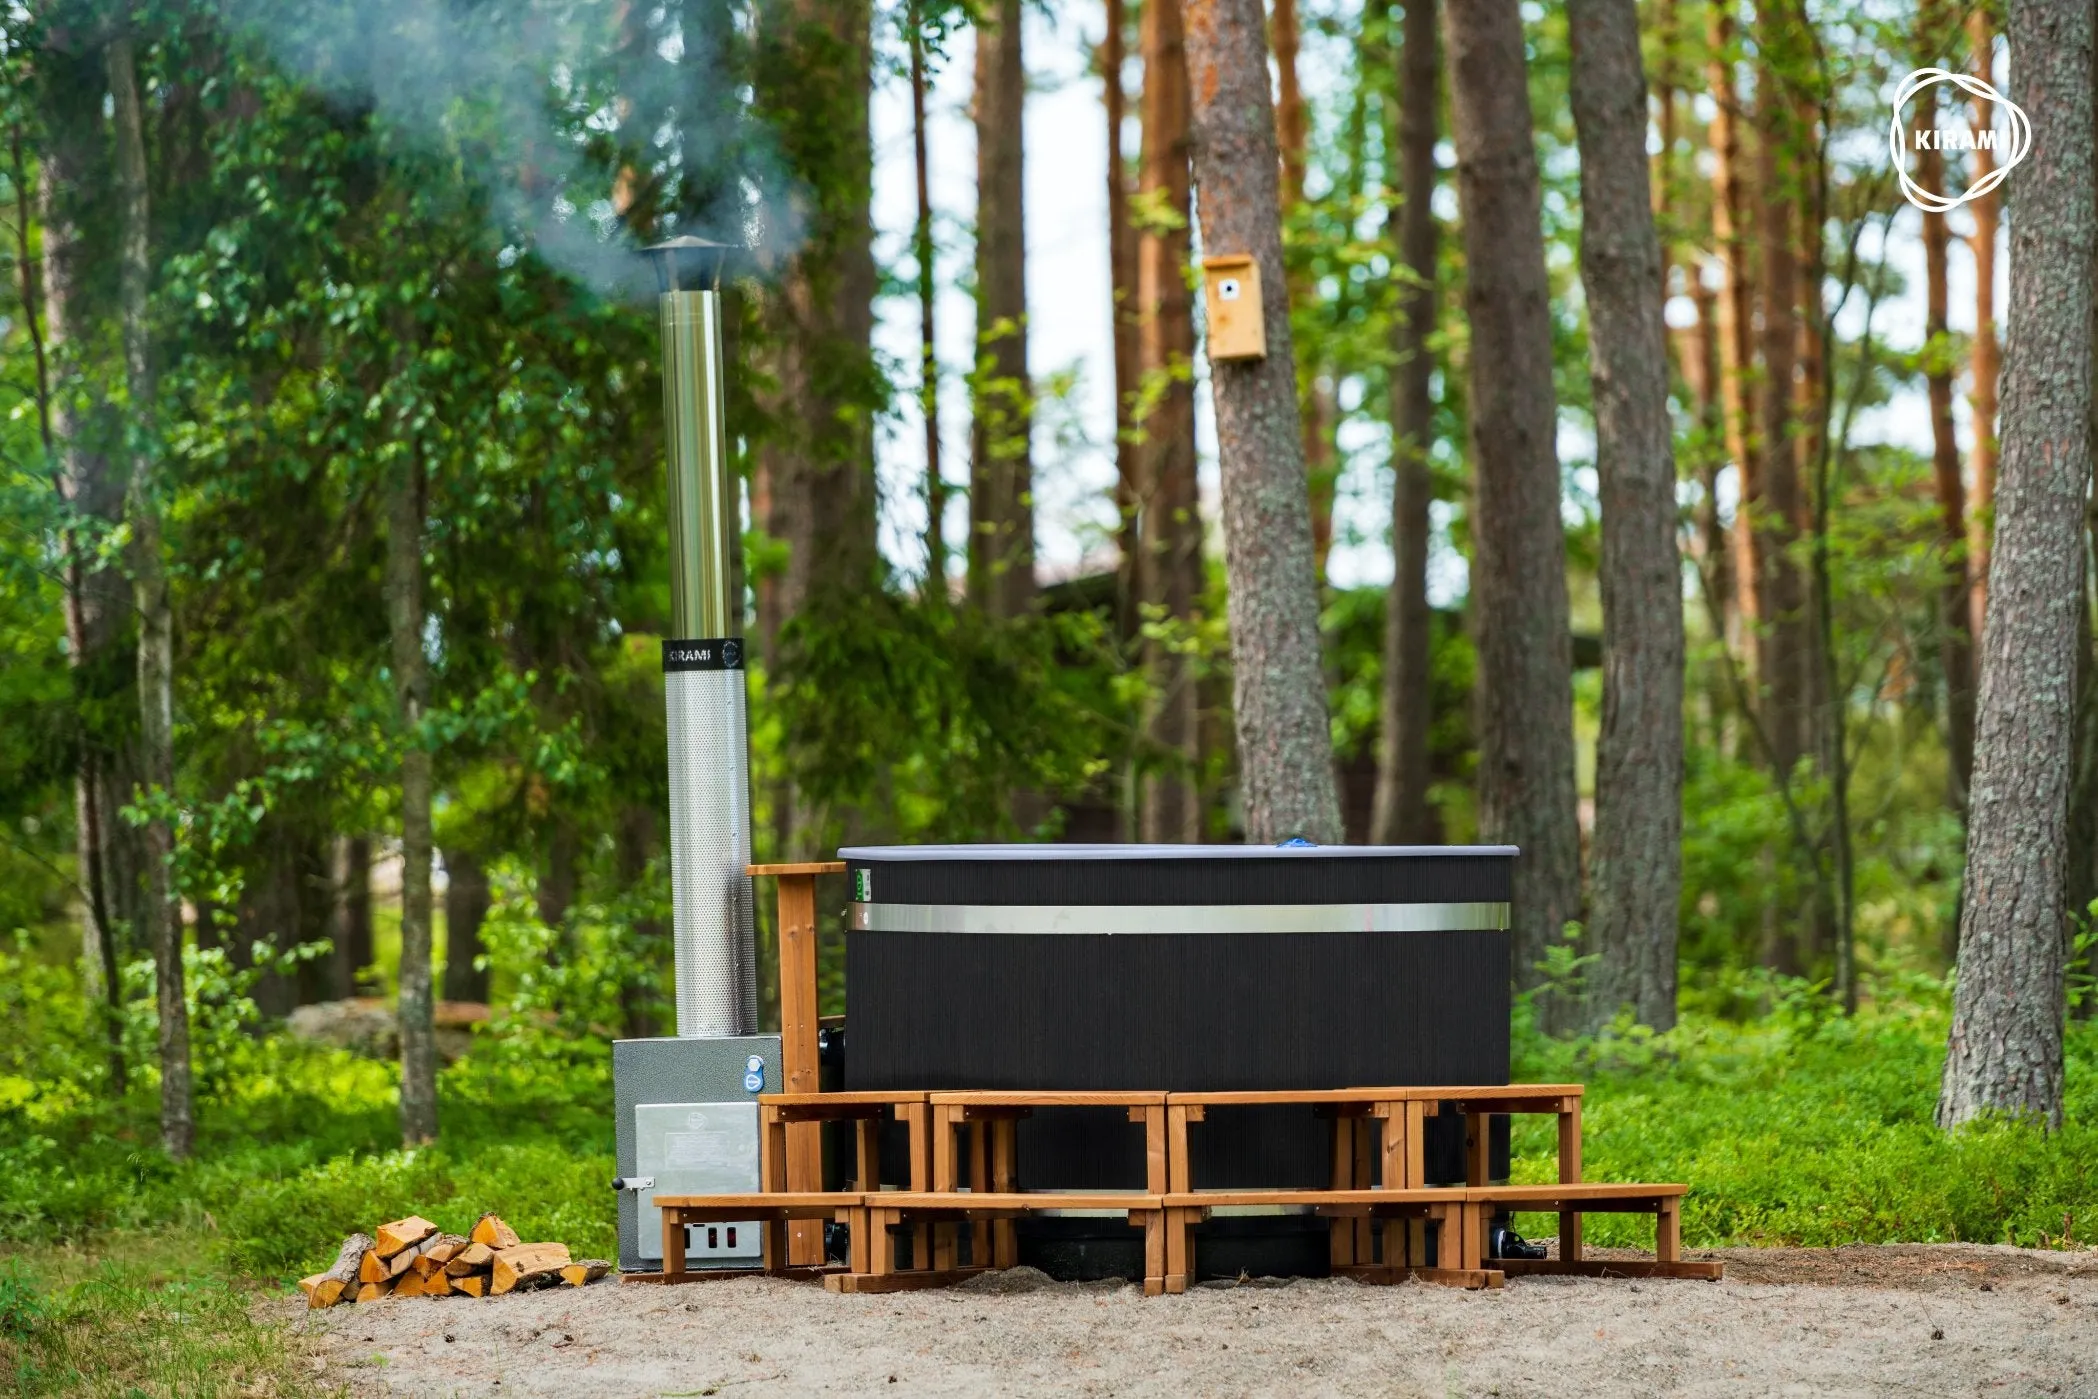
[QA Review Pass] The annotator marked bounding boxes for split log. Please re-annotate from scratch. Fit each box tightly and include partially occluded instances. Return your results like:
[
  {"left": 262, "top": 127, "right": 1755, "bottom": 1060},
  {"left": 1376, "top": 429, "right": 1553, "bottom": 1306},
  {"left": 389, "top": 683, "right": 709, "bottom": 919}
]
[
  {"left": 412, "top": 1234, "right": 468, "bottom": 1276},
  {"left": 559, "top": 1260, "right": 611, "bottom": 1288},
  {"left": 453, "top": 1274, "right": 488, "bottom": 1298},
  {"left": 424, "top": 1269, "right": 455, "bottom": 1297},
  {"left": 354, "top": 1278, "right": 395, "bottom": 1303},
  {"left": 470, "top": 1213, "right": 521, "bottom": 1249},
  {"left": 386, "top": 1246, "right": 418, "bottom": 1279},
  {"left": 395, "top": 1270, "right": 428, "bottom": 1299},
  {"left": 490, "top": 1242, "right": 571, "bottom": 1295},
  {"left": 445, "top": 1241, "right": 495, "bottom": 1276},
  {"left": 374, "top": 1215, "right": 438, "bottom": 1259},
  {"left": 307, "top": 1232, "right": 372, "bottom": 1309}
]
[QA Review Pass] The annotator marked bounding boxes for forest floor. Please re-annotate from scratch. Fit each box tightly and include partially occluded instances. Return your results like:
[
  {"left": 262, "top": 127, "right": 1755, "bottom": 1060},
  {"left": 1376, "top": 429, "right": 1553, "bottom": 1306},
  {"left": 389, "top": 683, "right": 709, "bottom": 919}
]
[{"left": 294, "top": 1243, "right": 2098, "bottom": 1398}]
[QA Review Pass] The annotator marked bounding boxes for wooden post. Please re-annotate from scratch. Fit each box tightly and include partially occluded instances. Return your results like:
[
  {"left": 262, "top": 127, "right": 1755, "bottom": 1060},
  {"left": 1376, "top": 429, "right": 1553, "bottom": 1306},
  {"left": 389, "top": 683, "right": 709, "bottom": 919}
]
[
  {"left": 748, "top": 861, "right": 843, "bottom": 1268},
  {"left": 1558, "top": 1096, "right": 1583, "bottom": 1263}
]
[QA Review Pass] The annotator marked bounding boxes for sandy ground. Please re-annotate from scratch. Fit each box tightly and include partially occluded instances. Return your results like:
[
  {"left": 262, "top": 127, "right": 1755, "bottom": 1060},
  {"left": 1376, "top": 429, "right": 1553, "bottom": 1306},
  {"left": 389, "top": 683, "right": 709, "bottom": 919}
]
[{"left": 293, "top": 1245, "right": 2098, "bottom": 1398}]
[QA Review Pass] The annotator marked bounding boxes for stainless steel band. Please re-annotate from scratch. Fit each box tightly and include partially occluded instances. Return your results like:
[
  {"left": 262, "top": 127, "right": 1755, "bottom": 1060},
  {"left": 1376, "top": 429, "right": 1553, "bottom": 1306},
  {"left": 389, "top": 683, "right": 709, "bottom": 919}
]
[{"left": 848, "top": 901, "right": 1511, "bottom": 935}]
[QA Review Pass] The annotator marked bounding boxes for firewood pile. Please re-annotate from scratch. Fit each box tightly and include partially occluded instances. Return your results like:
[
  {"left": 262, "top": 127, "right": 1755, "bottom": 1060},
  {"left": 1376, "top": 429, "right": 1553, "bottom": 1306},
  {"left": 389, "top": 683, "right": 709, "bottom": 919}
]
[{"left": 297, "top": 1213, "right": 610, "bottom": 1308}]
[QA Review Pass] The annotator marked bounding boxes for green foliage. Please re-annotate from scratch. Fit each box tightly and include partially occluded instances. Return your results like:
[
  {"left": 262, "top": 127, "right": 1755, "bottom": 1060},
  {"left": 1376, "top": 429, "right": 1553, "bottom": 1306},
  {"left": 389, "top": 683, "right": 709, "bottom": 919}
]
[{"left": 1511, "top": 980, "right": 2098, "bottom": 1249}]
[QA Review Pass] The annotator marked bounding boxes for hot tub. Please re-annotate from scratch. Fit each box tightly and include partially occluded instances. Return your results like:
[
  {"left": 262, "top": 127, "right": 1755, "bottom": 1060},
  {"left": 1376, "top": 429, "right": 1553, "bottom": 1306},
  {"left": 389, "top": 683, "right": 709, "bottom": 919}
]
[{"left": 840, "top": 843, "right": 1516, "bottom": 1274}]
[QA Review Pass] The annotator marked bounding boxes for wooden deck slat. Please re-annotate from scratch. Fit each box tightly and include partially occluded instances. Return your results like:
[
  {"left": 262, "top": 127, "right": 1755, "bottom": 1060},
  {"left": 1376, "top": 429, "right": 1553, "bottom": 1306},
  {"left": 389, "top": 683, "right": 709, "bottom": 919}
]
[
  {"left": 929, "top": 1090, "right": 1169, "bottom": 1106},
  {"left": 1165, "top": 1084, "right": 1581, "bottom": 1105},
  {"left": 747, "top": 861, "right": 848, "bottom": 876},
  {"left": 655, "top": 1192, "right": 865, "bottom": 1208},
  {"left": 879, "top": 1192, "right": 1163, "bottom": 1212},
  {"left": 1164, "top": 1189, "right": 1459, "bottom": 1208},
  {"left": 1465, "top": 1183, "right": 1686, "bottom": 1202}
]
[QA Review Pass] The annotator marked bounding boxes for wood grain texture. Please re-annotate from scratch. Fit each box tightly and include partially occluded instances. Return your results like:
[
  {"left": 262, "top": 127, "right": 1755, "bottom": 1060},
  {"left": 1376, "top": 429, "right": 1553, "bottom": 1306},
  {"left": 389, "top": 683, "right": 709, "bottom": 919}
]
[
  {"left": 1182, "top": 0, "right": 1342, "bottom": 844},
  {"left": 1938, "top": 0, "right": 2093, "bottom": 1130},
  {"left": 1442, "top": 0, "right": 1582, "bottom": 995}
]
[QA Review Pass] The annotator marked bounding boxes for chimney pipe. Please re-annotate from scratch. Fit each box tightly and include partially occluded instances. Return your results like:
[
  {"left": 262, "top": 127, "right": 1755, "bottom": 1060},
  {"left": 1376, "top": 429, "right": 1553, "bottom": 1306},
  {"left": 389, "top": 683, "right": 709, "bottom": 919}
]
[{"left": 647, "top": 236, "right": 756, "bottom": 1038}]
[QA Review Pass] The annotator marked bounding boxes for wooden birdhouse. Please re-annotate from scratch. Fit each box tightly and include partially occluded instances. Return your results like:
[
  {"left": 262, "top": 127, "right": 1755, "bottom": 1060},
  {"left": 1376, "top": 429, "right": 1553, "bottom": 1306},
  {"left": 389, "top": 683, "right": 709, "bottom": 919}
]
[{"left": 1201, "top": 254, "right": 1266, "bottom": 361}]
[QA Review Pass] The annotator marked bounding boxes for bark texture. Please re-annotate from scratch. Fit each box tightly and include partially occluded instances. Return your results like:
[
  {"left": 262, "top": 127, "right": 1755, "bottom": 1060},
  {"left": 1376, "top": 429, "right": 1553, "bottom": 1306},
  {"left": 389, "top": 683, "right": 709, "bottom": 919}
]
[
  {"left": 1104, "top": 0, "right": 1138, "bottom": 625},
  {"left": 1917, "top": 83, "right": 1976, "bottom": 808},
  {"left": 34, "top": 69, "right": 130, "bottom": 1088},
  {"left": 754, "top": 0, "right": 881, "bottom": 654},
  {"left": 1270, "top": 0, "right": 1333, "bottom": 576},
  {"left": 1372, "top": 0, "right": 1441, "bottom": 847},
  {"left": 1938, "top": 0, "right": 2092, "bottom": 1130},
  {"left": 1442, "top": 0, "right": 1582, "bottom": 980},
  {"left": 387, "top": 457, "right": 438, "bottom": 1146},
  {"left": 331, "top": 835, "right": 373, "bottom": 999},
  {"left": 1182, "top": 0, "right": 1341, "bottom": 844},
  {"left": 914, "top": 7, "right": 946, "bottom": 586},
  {"left": 108, "top": 33, "right": 191, "bottom": 1158},
  {"left": 1967, "top": 11, "right": 2002, "bottom": 645},
  {"left": 442, "top": 848, "right": 491, "bottom": 1004},
  {"left": 1137, "top": 0, "right": 1205, "bottom": 842},
  {"left": 1569, "top": 0, "right": 1684, "bottom": 1030},
  {"left": 969, "top": 0, "right": 1035, "bottom": 619},
  {"left": 1705, "top": 3, "right": 1756, "bottom": 658}
]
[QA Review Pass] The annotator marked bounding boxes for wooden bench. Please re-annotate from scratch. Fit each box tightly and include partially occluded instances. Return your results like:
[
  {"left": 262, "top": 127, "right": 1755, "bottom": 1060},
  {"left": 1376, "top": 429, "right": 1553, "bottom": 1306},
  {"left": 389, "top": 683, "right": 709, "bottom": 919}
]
[
  {"left": 653, "top": 1192, "right": 861, "bottom": 1283},
  {"left": 1448, "top": 1183, "right": 1720, "bottom": 1279},
  {"left": 1159, "top": 1189, "right": 1492, "bottom": 1293},
  {"left": 1166, "top": 1085, "right": 1585, "bottom": 1270},
  {"left": 927, "top": 1091, "right": 1170, "bottom": 1269},
  {"left": 834, "top": 1193, "right": 1167, "bottom": 1295}
]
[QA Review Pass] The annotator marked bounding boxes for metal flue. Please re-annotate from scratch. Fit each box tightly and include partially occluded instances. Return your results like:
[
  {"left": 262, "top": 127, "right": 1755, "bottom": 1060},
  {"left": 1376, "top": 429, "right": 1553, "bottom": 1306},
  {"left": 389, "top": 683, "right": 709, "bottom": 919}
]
[{"left": 646, "top": 236, "right": 756, "bottom": 1039}]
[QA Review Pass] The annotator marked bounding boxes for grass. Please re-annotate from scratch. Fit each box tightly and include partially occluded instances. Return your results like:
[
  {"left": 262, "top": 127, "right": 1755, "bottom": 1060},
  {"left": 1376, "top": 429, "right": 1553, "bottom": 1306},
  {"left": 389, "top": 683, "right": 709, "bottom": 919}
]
[{"left": 0, "top": 1232, "right": 328, "bottom": 1398}]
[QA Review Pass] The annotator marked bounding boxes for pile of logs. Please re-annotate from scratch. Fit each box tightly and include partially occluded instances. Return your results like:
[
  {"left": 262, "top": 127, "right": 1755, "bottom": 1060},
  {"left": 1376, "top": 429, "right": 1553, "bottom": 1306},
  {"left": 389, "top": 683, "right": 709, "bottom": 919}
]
[{"left": 298, "top": 1213, "right": 609, "bottom": 1308}]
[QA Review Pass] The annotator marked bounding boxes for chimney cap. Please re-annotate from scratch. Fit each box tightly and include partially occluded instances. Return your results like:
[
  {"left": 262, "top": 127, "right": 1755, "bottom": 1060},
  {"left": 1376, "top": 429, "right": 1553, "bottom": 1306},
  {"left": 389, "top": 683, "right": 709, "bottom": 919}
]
[{"left": 645, "top": 236, "right": 733, "bottom": 293}]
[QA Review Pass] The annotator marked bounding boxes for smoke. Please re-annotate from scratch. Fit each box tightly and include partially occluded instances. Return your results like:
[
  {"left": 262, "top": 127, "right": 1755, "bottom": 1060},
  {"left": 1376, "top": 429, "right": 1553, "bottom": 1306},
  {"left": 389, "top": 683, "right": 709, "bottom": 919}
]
[{"left": 211, "top": 0, "right": 802, "bottom": 297}]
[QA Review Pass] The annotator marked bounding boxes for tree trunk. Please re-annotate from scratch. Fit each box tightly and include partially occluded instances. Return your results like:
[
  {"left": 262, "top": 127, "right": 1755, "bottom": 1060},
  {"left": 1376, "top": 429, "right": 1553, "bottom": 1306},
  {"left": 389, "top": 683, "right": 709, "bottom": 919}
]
[
  {"left": 1270, "top": 0, "right": 1332, "bottom": 577},
  {"left": 536, "top": 819, "right": 579, "bottom": 935},
  {"left": 387, "top": 456, "right": 438, "bottom": 1146},
  {"left": 913, "top": 7, "right": 947, "bottom": 589},
  {"left": 107, "top": 33, "right": 191, "bottom": 1158},
  {"left": 332, "top": 835, "right": 374, "bottom": 999},
  {"left": 1915, "top": 82, "right": 1977, "bottom": 807},
  {"left": 1103, "top": 0, "right": 1138, "bottom": 631},
  {"left": 1181, "top": 0, "right": 1341, "bottom": 844},
  {"left": 1372, "top": 0, "right": 1441, "bottom": 847},
  {"left": 969, "top": 0, "right": 1035, "bottom": 619},
  {"left": 1442, "top": 0, "right": 1583, "bottom": 986},
  {"left": 1937, "top": 0, "right": 2092, "bottom": 1130},
  {"left": 442, "top": 848, "right": 491, "bottom": 1005},
  {"left": 1966, "top": 10, "right": 2002, "bottom": 645},
  {"left": 755, "top": 0, "right": 881, "bottom": 648},
  {"left": 1706, "top": 1, "right": 1757, "bottom": 667},
  {"left": 1569, "top": 0, "right": 1684, "bottom": 1031},
  {"left": 1136, "top": 0, "right": 1205, "bottom": 843},
  {"left": 26, "top": 103, "right": 125, "bottom": 1092},
  {"left": 1753, "top": 55, "right": 1810, "bottom": 791}
]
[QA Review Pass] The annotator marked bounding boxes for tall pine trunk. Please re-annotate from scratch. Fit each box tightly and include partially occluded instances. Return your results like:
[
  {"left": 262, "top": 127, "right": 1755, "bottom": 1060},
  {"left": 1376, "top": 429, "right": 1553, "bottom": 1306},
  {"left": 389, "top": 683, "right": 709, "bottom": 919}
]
[
  {"left": 1966, "top": 12, "right": 2003, "bottom": 645},
  {"left": 969, "top": 0, "right": 1034, "bottom": 619},
  {"left": 108, "top": 32, "right": 191, "bottom": 1157},
  {"left": 1103, "top": 0, "right": 1138, "bottom": 630},
  {"left": 1569, "top": 0, "right": 1684, "bottom": 1030},
  {"left": 27, "top": 103, "right": 124, "bottom": 1091},
  {"left": 387, "top": 455, "right": 438, "bottom": 1146},
  {"left": 1270, "top": 0, "right": 1333, "bottom": 578},
  {"left": 331, "top": 835, "right": 373, "bottom": 999},
  {"left": 1136, "top": 0, "right": 1205, "bottom": 842},
  {"left": 1937, "top": 0, "right": 2092, "bottom": 1130},
  {"left": 754, "top": 0, "right": 880, "bottom": 853},
  {"left": 1443, "top": 0, "right": 1582, "bottom": 989},
  {"left": 1182, "top": 0, "right": 1341, "bottom": 844},
  {"left": 1915, "top": 80, "right": 1976, "bottom": 807},
  {"left": 442, "top": 848, "right": 491, "bottom": 1004},
  {"left": 1372, "top": 0, "right": 1441, "bottom": 846},
  {"left": 1706, "top": 1, "right": 1757, "bottom": 668},
  {"left": 912, "top": 7, "right": 946, "bottom": 587}
]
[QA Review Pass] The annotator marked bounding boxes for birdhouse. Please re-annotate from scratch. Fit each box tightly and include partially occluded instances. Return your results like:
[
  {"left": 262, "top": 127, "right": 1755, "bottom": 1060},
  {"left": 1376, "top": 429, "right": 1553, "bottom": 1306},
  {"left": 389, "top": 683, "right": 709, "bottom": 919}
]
[{"left": 1201, "top": 254, "right": 1266, "bottom": 361}]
